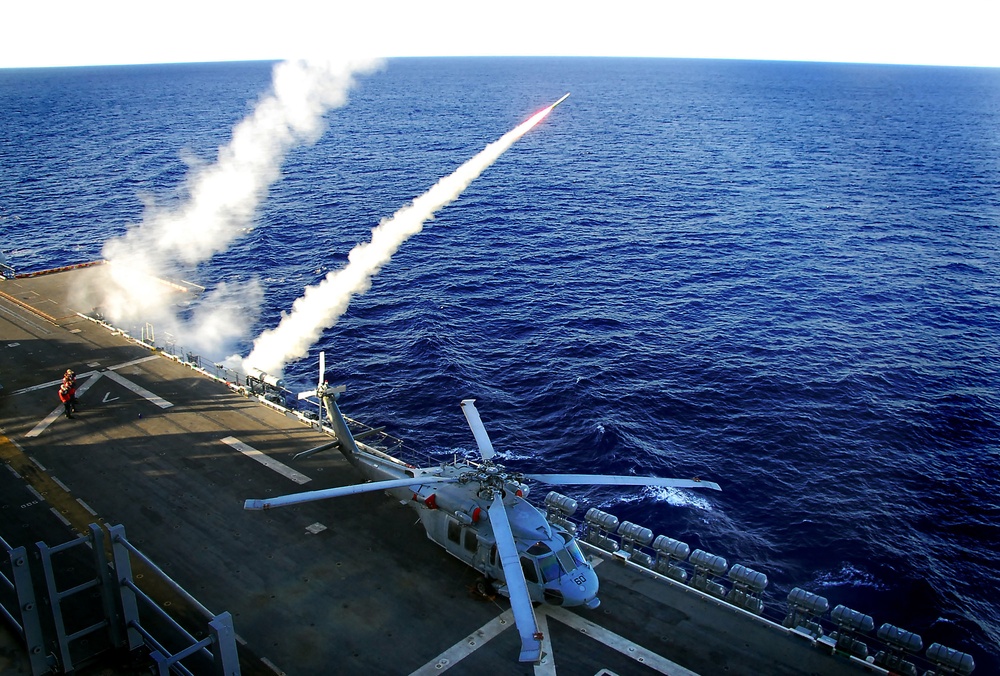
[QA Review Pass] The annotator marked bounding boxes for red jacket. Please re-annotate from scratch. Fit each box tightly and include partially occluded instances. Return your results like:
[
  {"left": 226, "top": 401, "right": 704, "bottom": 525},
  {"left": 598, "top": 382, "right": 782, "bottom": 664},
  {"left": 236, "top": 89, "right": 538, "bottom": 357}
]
[{"left": 59, "top": 386, "right": 75, "bottom": 403}]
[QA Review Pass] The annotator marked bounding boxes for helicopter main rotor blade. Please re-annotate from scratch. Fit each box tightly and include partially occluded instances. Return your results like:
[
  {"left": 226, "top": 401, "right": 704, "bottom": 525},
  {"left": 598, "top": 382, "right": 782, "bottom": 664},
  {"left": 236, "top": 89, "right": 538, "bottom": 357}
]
[
  {"left": 523, "top": 474, "right": 722, "bottom": 491},
  {"left": 460, "top": 399, "right": 495, "bottom": 460},
  {"left": 244, "top": 475, "right": 457, "bottom": 510},
  {"left": 488, "top": 493, "right": 541, "bottom": 663}
]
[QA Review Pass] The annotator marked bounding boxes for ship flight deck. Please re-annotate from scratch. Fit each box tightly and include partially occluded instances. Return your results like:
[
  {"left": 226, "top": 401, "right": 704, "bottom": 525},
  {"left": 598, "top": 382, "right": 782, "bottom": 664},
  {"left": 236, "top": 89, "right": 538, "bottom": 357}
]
[{"left": 0, "top": 265, "right": 902, "bottom": 675}]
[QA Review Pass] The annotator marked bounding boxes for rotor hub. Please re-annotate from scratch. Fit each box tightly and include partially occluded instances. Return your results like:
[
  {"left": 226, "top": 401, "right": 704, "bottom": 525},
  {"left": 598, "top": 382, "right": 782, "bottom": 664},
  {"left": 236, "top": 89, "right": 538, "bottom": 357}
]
[{"left": 456, "top": 461, "right": 526, "bottom": 500}]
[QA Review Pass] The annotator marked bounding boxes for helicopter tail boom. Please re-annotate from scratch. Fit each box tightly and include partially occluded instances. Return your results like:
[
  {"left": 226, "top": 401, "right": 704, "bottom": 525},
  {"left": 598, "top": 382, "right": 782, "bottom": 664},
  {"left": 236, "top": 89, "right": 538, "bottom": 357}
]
[{"left": 323, "top": 393, "right": 363, "bottom": 468}]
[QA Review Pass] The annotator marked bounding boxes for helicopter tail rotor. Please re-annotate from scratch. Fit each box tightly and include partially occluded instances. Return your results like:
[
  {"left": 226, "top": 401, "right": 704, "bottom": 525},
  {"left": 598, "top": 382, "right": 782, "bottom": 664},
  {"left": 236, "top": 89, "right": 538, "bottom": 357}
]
[
  {"left": 297, "top": 351, "right": 325, "bottom": 401},
  {"left": 296, "top": 351, "right": 360, "bottom": 466}
]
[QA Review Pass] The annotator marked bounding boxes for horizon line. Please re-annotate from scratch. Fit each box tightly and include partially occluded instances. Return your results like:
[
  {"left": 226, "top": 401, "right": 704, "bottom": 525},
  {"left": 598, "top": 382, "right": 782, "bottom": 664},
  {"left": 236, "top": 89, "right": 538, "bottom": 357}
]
[{"left": 3, "top": 54, "right": 999, "bottom": 71}]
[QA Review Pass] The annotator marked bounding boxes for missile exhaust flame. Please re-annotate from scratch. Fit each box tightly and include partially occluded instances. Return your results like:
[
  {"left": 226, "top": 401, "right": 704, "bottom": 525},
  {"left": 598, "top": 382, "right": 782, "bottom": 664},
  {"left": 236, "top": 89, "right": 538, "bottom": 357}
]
[{"left": 243, "top": 94, "right": 569, "bottom": 377}]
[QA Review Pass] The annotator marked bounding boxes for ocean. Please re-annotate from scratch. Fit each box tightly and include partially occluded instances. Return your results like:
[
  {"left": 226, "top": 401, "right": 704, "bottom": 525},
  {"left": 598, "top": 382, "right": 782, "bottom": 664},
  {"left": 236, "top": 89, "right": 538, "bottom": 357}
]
[{"left": 2, "top": 57, "right": 998, "bottom": 671}]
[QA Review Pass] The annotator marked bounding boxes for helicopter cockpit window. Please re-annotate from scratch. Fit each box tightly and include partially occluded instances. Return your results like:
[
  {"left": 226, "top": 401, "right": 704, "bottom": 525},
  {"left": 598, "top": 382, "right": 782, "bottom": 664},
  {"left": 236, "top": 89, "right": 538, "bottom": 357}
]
[
  {"left": 527, "top": 542, "right": 551, "bottom": 556},
  {"left": 567, "top": 540, "right": 587, "bottom": 569},
  {"left": 520, "top": 557, "right": 539, "bottom": 584},
  {"left": 554, "top": 532, "right": 587, "bottom": 570},
  {"left": 555, "top": 548, "right": 576, "bottom": 574},
  {"left": 537, "top": 554, "right": 560, "bottom": 583}
]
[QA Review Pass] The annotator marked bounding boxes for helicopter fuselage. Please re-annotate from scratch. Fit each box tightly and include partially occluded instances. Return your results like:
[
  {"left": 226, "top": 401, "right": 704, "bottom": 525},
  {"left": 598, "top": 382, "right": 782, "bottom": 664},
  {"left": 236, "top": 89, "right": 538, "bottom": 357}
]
[{"left": 348, "top": 445, "right": 601, "bottom": 609}]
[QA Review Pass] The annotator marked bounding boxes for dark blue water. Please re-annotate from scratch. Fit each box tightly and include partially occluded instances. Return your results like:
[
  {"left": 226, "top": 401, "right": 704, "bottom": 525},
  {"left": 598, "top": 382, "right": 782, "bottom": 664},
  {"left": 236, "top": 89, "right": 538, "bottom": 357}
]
[{"left": 3, "top": 58, "right": 999, "bottom": 670}]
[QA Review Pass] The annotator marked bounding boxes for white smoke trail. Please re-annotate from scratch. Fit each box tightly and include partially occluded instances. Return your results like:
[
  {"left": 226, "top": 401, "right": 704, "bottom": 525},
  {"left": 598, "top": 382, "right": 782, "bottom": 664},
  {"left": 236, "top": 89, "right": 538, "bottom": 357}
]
[
  {"left": 243, "top": 104, "right": 556, "bottom": 376},
  {"left": 97, "top": 57, "right": 382, "bottom": 352}
]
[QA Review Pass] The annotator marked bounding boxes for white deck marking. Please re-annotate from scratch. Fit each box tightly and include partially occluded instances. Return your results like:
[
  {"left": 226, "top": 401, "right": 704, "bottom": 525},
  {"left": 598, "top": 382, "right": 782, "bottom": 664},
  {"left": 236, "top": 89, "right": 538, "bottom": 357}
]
[
  {"left": 77, "top": 498, "right": 98, "bottom": 516},
  {"left": 108, "top": 354, "right": 160, "bottom": 370},
  {"left": 0, "top": 303, "right": 51, "bottom": 334},
  {"left": 533, "top": 611, "right": 556, "bottom": 676},
  {"left": 24, "top": 366, "right": 167, "bottom": 438},
  {"left": 10, "top": 355, "right": 158, "bottom": 396},
  {"left": 409, "top": 608, "right": 517, "bottom": 675},
  {"left": 49, "top": 507, "right": 72, "bottom": 527},
  {"left": 410, "top": 604, "right": 699, "bottom": 676},
  {"left": 545, "top": 606, "right": 700, "bottom": 675},
  {"left": 25, "top": 372, "right": 103, "bottom": 438},
  {"left": 11, "top": 372, "right": 97, "bottom": 396},
  {"left": 102, "top": 369, "right": 173, "bottom": 408},
  {"left": 222, "top": 437, "right": 312, "bottom": 485},
  {"left": 259, "top": 657, "right": 285, "bottom": 675}
]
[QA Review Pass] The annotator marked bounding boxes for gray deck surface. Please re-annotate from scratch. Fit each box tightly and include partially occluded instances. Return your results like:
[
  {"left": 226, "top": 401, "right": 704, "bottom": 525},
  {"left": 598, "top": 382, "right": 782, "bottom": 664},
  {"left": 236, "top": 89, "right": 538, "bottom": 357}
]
[{"left": 0, "top": 266, "right": 883, "bottom": 675}]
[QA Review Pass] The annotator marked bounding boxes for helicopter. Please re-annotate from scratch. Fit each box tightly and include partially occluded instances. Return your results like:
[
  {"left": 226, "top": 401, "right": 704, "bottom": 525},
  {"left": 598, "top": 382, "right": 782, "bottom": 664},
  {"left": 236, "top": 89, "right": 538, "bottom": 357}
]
[{"left": 244, "top": 353, "right": 721, "bottom": 663}]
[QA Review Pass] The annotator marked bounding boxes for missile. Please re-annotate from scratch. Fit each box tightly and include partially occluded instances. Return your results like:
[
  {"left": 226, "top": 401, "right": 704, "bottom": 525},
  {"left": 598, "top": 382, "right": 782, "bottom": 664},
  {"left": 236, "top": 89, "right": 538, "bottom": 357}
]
[{"left": 551, "top": 93, "right": 570, "bottom": 109}]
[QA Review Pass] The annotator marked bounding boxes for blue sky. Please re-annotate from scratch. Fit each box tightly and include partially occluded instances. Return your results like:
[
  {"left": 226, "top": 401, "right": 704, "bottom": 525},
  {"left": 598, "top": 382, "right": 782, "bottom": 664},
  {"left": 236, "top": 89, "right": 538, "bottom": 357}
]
[{"left": 3, "top": 0, "right": 998, "bottom": 68}]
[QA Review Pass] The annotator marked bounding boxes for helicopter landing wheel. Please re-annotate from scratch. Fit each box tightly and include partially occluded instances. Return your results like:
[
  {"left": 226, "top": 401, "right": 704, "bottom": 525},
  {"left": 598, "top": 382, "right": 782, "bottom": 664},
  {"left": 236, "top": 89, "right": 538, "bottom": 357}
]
[{"left": 475, "top": 577, "right": 496, "bottom": 598}]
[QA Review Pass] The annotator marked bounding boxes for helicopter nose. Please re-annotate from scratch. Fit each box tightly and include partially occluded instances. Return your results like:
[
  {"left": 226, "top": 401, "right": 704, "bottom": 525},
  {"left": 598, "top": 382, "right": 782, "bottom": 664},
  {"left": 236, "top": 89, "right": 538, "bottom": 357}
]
[{"left": 561, "top": 565, "right": 600, "bottom": 608}]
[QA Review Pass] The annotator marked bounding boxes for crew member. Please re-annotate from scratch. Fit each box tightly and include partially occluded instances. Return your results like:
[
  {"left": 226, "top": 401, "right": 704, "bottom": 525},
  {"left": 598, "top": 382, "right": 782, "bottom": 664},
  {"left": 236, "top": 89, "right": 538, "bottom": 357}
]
[
  {"left": 58, "top": 381, "right": 76, "bottom": 419},
  {"left": 62, "top": 369, "right": 78, "bottom": 412}
]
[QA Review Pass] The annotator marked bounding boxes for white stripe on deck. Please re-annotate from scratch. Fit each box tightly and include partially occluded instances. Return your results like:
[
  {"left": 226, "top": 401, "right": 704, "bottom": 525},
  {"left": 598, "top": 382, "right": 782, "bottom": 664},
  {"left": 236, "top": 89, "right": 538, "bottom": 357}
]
[
  {"left": 108, "top": 354, "right": 160, "bottom": 370},
  {"left": 222, "top": 437, "right": 311, "bottom": 485},
  {"left": 534, "top": 611, "right": 556, "bottom": 676},
  {"left": 409, "top": 608, "right": 517, "bottom": 675},
  {"left": 0, "top": 303, "right": 52, "bottom": 334},
  {"left": 408, "top": 603, "right": 699, "bottom": 675},
  {"left": 11, "top": 371, "right": 97, "bottom": 396},
  {"left": 102, "top": 369, "right": 173, "bottom": 408},
  {"left": 545, "top": 606, "right": 700, "bottom": 675},
  {"left": 10, "top": 355, "right": 158, "bottom": 396}
]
